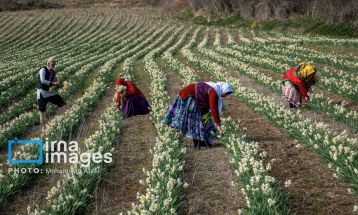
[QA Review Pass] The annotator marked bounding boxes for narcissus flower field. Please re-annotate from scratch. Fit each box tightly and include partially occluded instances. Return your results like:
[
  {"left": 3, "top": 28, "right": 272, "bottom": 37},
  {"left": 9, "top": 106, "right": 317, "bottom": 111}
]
[{"left": 0, "top": 7, "right": 357, "bottom": 215}]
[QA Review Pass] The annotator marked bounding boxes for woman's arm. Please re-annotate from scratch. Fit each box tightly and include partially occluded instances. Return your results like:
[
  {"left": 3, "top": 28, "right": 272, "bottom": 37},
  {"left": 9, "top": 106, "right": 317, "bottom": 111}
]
[
  {"left": 39, "top": 68, "right": 51, "bottom": 85},
  {"left": 115, "top": 92, "right": 122, "bottom": 107},
  {"left": 208, "top": 89, "right": 220, "bottom": 126},
  {"left": 296, "top": 81, "right": 309, "bottom": 99}
]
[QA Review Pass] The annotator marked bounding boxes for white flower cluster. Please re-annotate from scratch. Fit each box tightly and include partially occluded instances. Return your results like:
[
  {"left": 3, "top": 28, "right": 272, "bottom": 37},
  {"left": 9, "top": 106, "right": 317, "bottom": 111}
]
[
  {"left": 182, "top": 37, "right": 358, "bottom": 196},
  {"left": 33, "top": 105, "right": 122, "bottom": 214},
  {"left": 0, "top": 13, "right": 132, "bottom": 107},
  {"left": 216, "top": 31, "right": 358, "bottom": 130},
  {"left": 247, "top": 28, "right": 358, "bottom": 49},
  {"left": 222, "top": 117, "right": 289, "bottom": 213},
  {"left": 174, "top": 31, "right": 290, "bottom": 214},
  {"left": 230, "top": 40, "right": 358, "bottom": 100},
  {"left": 0, "top": 17, "right": 155, "bottom": 148},
  {"left": 0, "top": 16, "right": 144, "bottom": 125},
  {"left": 128, "top": 31, "right": 188, "bottom": 214},
  {"left": 26, "top": 17, "right": 174, "bottom": 215},
  {"left": 162, "top": 27, "right": 200, "bottom": 85},
  {"left": 0, "top": 18, "right": 164, "bottom": 206}
]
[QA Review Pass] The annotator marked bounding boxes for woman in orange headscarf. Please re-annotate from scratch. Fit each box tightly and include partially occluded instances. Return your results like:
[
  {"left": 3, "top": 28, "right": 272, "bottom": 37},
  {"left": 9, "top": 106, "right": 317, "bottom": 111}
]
[{"left": 114, "top": 78, "right": 150, "bottom": 118}]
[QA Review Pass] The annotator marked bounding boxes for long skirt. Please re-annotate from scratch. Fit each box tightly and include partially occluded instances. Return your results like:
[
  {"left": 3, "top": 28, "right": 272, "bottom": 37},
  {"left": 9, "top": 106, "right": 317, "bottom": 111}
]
[
  {"left": 282, "top": 81, "right": 301, "bottom": 107},
  {"left": 121, "top": 95, "right": 150, "bottom": 118},
  {"left": 162, "top": 95, "right": 218, "bottom": 144}
]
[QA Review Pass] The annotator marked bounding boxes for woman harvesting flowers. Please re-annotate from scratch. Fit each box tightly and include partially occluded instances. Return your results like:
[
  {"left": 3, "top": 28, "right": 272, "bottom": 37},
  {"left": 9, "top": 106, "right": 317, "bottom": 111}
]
[
  {"left": 163, "top": 81, "right": 234, "bottom": 149},
  {"left": 114, "top": 78, "right": 150, "bottom": 118},
  {"left": 282, "top": 62, "right": 319, "bottom": 108}
]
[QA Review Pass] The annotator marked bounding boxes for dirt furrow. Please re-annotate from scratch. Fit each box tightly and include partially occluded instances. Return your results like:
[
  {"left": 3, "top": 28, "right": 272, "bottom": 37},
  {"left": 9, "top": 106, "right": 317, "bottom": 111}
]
[
  {"left": 177, "top": 52, "right": 358, "bottom": 214},
  {"left": 88, "top": 61, "right": 156, "bottom": 214},
  {"left": 1, "top": 65, "right": 116, "bottom": 214},
  {"left": 156, "top": 57, "right": 245, "bottom": 215}
]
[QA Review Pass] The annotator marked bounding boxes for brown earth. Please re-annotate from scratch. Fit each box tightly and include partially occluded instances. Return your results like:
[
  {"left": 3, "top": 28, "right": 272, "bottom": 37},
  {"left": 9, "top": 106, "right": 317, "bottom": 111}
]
[
  {"left": 0, "top": 64, "right": 117, "bottom": 214},
  {"left": 88, "top": 61, "right": 156, "bottom": 214},
  {"left": 157, "top": 53, "right": 245, "bottom": 214},
  {"left": 176, "top": 48, "right": 358, "bottom": 214}
]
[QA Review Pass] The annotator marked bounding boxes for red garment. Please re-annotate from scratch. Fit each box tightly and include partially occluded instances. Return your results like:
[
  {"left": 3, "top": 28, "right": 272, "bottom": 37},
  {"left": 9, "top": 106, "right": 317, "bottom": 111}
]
[
  {"left": 115, "top": 79, "right": 145, "bottom": 107},
  {"left": 179, "top": 83, "right": 220, "bottom": 124},
  {"left": 115, "top": 78, "right": 125, "bottom": 86},
  {"left": 282, "top": 67, "right": 309, "bottom": 98}
]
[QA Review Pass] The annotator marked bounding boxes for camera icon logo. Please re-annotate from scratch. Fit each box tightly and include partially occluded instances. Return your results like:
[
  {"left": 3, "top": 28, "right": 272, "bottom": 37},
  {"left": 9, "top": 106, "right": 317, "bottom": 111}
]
[{"left": 8, "top": 137, "right": 43, "bottom": 164}]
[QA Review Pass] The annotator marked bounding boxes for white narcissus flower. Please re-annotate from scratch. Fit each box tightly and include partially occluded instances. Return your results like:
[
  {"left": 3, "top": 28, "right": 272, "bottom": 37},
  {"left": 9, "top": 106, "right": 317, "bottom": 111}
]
[
  {"left": 284, "top": 180, "right": 292, "bottom": 188},
  {"left": 267, "top": 198, "right": 276, "bottom": 207}
]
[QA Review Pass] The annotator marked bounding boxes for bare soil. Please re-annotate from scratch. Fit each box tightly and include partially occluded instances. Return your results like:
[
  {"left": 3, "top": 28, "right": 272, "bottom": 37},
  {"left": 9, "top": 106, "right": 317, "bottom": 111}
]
[
  {"left": 88, "top": 61, "right": 156, "bottom": 214},
  {"left": 0, "top": 63, "right": 114, "bottom": 214},
  {"left": 177, "top": 50, "right": 358, "bottom": 215},
  {"left": 157, "top": 56, "right": 245, "bottom": 215}
]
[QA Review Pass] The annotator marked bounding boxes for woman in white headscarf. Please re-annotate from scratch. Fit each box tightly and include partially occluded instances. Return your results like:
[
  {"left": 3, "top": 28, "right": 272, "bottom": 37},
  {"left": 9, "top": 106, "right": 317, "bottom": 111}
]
[{"left": 163, "top": 81, "right": 234, "bottom": 149}]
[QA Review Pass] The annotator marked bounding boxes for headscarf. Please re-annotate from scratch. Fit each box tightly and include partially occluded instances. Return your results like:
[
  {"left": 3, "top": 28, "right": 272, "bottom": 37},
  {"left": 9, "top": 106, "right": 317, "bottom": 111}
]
[
  {"left": 297, "top": 62, "right": 316, "bottom": 79},
  {"left": 115, "top": 78, "right": 126, "bottom": 86},
  {"left": 47, "top": 56, "right": 56, "bottom": 65},
  {"left": 205, "top": 82, "right": 234, "bottom": 115}
]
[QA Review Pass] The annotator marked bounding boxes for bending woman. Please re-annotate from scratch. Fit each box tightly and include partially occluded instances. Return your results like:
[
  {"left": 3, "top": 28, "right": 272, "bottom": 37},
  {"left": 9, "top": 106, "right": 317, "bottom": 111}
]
[
  {"left": 114, "top": 78, "right": 150, "bottom": 118},
  {"left": 282, "top": 62, "right": 318, "bottom": 108},
  {"left": 163, "top": 81, "right": 234, "bottom": 149}
]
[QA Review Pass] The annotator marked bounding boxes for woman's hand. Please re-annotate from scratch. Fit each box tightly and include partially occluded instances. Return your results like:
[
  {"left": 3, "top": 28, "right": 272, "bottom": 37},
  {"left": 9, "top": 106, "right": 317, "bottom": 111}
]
[
  {"left": 216, "top": 123, "right": 222, "bottom": 132},
  {"left": 52, "top": 81, "right": 59, "bottom": 86}
]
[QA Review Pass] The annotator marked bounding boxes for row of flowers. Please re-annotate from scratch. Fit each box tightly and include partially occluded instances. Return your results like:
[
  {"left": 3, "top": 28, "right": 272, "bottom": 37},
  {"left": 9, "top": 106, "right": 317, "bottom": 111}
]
[
  {"left": 2, "top": 11, "right": 126, "bottom": 64},
  {"left": 228, "top": 29, "right": 357, "bottom": 73},
  {"left": 0, "top": 17, "right": 149, "bottom": 126},
  {"left": 0, "top": 21, "right": 168, "bottom": 206},
  {"left": 0, "top": 14, "right": 138, "bottom": 106},
  {"left": 0, "top": 18, "right": 148, "bottom": 125},
  {"left": 242, "top": 28, "right": 358, "bottom": 49},
  {"left": 176, "top": 30, "right": 291, "bottom": 214},
  {"left": 30, "top": 104, "right": 122, "bottom": 215},
  {"left": 127, "top": 26, "right": 190, "bottom": 214},
  {"left": 26, "top": 23, "right": 176, "bottom": 214},
  {"left": 226, "top": 32, "right": 358, "bottom": 101},
  {"left": 0, "top": 21, "right": 156, "bottom": 148},
  {"left": 162, "top": 27, "right": 201, "bottom": 85},
  {"left": 1, "top": 13, "right": 94, "bottom": 72},
  {"left": 210, "top": 32, "right": 358, "bottom": 131},
  {"left": 221, "top": 117, "right": 291, "bottom": 214},
  {"left": 182, "top": 44, "right": 358, "bottom": 209}
]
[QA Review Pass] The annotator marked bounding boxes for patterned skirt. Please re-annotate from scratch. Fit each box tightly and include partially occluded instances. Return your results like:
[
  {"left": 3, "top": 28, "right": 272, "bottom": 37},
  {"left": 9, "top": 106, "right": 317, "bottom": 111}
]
[
  {"left": 162, "top": 95, "right": 218, "bottom": 144},
  {"left": 282, "top": 81, "right": 301, "bottom": 107},
  {"left": 121, "top": 95, "right": 150, "bottom": 118}
]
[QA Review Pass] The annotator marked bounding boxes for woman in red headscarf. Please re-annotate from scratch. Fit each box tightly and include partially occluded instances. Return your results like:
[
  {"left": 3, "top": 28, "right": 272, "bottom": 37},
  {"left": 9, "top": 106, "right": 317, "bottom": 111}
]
[{"left": 114, "top": 78, "right": 150, "bottom": 118}]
